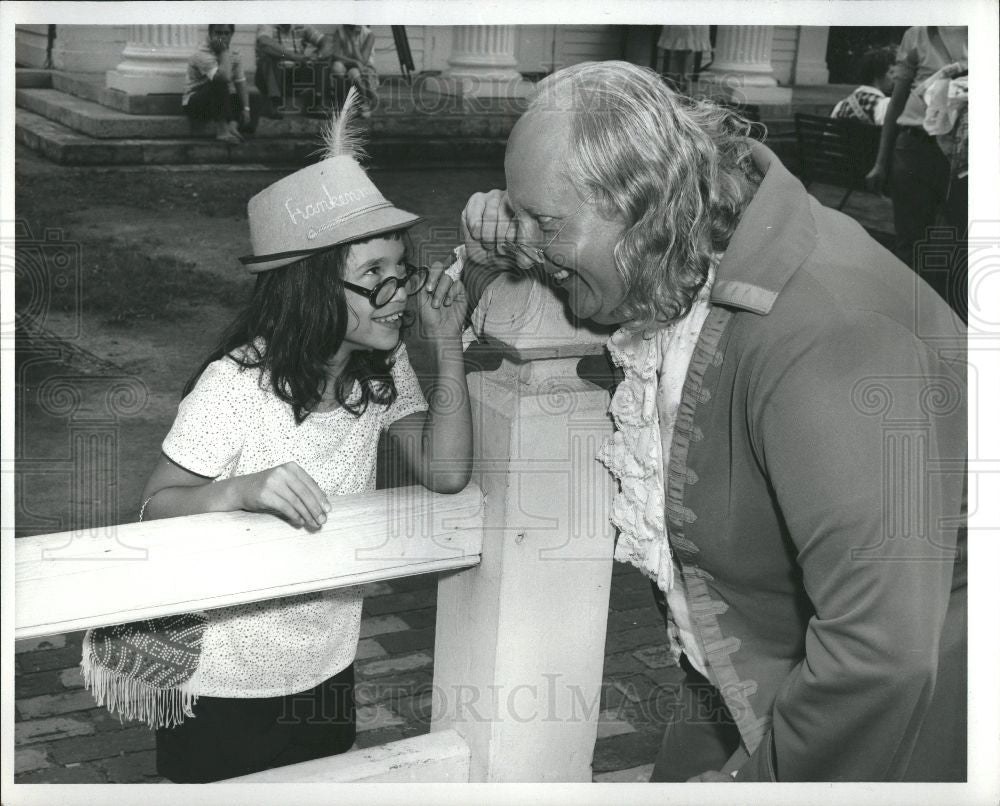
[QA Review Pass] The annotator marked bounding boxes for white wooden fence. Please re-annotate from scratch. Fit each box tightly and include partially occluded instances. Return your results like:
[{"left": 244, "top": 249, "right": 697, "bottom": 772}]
[{"left": 15, "top": 286, "right": 618, "bottom": 783}]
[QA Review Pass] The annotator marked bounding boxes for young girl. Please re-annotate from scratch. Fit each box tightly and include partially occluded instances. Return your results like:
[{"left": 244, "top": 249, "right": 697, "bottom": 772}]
[{"left": 81, "top": 89, "right": 472, "bottom": 783}]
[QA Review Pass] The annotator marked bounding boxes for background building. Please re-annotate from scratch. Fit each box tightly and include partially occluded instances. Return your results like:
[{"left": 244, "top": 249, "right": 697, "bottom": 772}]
[{"left": 16, "top": 24, "right": 839, "bottom": 101}]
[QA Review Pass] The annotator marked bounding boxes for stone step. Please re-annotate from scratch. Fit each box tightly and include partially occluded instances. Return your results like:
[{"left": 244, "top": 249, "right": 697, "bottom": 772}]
[
  {"left": 17, "top": 82, "right": 521, "bottom": 143},
  {"left": 15, "top": 108, "right": 505, "bottom": 168},
  {"left": 15, "top": 68, "right": 53, "bottom": 89},
  {"left": 52, "top": 71, "right": 183, "bottom": 116},
  {"left": 17, "top": 88, "right": 194, "bottom": 140}
]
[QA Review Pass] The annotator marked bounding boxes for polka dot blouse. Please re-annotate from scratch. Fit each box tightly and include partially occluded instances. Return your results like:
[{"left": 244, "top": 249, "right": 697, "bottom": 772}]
[{"left": 161, "top": 343, "right": 428, "bottom": 698}]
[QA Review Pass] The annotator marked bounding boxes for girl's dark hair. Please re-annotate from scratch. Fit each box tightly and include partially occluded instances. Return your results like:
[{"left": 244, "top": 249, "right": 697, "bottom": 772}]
[{"left": 184, "top": 239, "right": 400, "bottom": 423}]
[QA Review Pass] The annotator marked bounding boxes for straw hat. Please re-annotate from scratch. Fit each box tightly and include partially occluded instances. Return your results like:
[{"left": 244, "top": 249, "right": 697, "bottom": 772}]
[{"left": 239, "top": 88, "right": 421, "bottom": 273}]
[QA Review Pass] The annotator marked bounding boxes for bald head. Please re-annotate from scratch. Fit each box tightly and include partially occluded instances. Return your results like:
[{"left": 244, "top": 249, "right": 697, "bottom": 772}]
[
  {"left": 505, "top": 109, "right": 576, "bottom": 197},
  {"left": 502, "top": 93, "right": 629, "bottom": 324}
]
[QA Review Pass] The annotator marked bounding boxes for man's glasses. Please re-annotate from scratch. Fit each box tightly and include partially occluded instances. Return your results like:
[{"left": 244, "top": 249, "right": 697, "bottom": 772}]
[
  {"left": 499, "top": 189, "right": 598, "bottom": 266},
  {"left": 341, "top": 263, "right": 428, "bottom": 309}
]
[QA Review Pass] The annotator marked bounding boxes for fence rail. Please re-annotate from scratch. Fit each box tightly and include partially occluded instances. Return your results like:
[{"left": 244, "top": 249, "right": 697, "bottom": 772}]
[{"left": 15, "top": 484, "right": 485, "bottom": 640}]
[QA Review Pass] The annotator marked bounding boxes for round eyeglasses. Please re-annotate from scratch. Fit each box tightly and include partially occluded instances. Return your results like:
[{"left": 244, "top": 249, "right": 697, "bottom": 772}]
[
  {"left": 341, "top": 263, "right": 429, "bottom": 309},
  {"left": 498, "top": 189, "right": 598, "bottom": 267}
]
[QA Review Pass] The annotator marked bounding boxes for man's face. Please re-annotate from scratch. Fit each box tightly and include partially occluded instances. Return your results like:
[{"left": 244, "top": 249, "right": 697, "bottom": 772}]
[
  {"left": 504, "top": 112, "right": 629, "bottom": 325},
  {"left": 208, "top": 27, "right": 232, "bottom": 52}
]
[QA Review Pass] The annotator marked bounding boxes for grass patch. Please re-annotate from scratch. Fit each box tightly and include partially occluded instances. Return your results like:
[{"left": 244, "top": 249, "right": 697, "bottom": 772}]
[
  {"left": 15, "top": 169, "right": 260, "bottom": 328},
  {"left": 16, "top": 233, "right": 251, "bottom": 328},
  {"left": 16, "top": 167, "right": 283, "bottom": 221}
]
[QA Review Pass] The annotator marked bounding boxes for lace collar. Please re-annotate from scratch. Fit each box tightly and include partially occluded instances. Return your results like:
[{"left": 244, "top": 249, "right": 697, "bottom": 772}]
[{"left": 597, "top": 270, "right": 716, "bottom": 592}]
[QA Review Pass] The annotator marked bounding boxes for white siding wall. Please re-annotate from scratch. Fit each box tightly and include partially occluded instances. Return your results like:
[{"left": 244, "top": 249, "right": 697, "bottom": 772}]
[
  {"left": 16, "top": 24, "right": 128, "bottom": 73},
  {"left": 552, "top": 25, "right": 626, "bottom": 72},
  {"left": 771, "top": 25, "right": 799, "bottom": 85},
  {"left": 15, "top": 24, "right": 50, "bottom": 68}
]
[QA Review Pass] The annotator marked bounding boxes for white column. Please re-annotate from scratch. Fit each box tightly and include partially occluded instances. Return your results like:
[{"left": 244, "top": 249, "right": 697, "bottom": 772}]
[
  {"left": 700, "top": 25, "right": 792, "bottom": 104},
  {"left": 431, "top": 278, "right": 616, "bottom": 781},
  {"left": 431, "top": 25, "right": 531, "bottom": 99},
  {"left": 106, "top": 24, "right": 200, "bottom": 95},
  {"left": 793, "top": 26, "right": 831, "bottom": 85}
]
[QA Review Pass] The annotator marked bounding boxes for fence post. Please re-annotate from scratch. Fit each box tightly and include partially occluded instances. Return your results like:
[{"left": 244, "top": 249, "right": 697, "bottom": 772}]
[{"left": 430, "top": 276, "right": 617, "bottom": 782}]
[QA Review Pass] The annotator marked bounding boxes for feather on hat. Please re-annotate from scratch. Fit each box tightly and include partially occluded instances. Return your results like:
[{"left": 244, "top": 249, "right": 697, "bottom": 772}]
[{"left": 239, "top": 88, "right": 421, "bottom": 273}]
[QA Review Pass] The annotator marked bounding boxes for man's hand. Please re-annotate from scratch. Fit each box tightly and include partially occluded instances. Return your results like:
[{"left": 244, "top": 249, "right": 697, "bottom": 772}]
[
  {"left": 687, "top": 770, "right": 735, "bottom": 782},
  {"left": 462, "top": 189, "right": 538, "bottom": 272}
]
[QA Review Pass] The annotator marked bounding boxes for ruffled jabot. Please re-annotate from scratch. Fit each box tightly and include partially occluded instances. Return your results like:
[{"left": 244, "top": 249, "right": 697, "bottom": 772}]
[{"left": 597, "top": 269, "right": 716, "bottom": 593}]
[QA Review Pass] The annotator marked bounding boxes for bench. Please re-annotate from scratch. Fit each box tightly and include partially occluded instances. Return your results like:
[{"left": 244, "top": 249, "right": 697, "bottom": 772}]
[{"left": 794, "top": 112, "right": 883, "bottom": 210}]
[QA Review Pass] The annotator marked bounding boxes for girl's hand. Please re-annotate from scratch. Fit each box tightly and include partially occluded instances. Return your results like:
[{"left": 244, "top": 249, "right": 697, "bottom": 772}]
[
  {"left": 416, "top": 261, "right": 468, "bottom": 339},
  {"left": 235, "top": 461, "right": 331, "bottom": 529}
]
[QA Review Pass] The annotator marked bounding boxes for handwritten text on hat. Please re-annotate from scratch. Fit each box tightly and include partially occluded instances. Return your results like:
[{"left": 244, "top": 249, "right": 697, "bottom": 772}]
[{"left": 285, "top": 185, "right": 380, "bottom": 226}]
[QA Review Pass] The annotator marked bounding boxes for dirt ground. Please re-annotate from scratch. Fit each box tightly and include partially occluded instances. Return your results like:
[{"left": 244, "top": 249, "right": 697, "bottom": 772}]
[{"left": 14, "top": 144, "right": 505, "bottom": 536}]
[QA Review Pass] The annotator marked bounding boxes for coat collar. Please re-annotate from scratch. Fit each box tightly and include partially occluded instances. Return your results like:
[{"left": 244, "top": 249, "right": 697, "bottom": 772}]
[{"left": 710, "top": 143, "right": 817, "bottom": 315}]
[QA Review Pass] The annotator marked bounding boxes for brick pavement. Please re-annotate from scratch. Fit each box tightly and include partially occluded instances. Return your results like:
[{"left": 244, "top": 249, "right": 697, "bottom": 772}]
[{"left": 14, "top": 561, "right": 678, "bottom": 784}]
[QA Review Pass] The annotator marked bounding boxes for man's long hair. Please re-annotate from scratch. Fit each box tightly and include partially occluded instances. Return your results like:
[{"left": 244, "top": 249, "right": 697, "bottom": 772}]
[
  {"left": 532, "top": 61, "right": 763, "bottom": 328},
  {"left": 184, "top": 237, "right": 400, "bottom": 423}
]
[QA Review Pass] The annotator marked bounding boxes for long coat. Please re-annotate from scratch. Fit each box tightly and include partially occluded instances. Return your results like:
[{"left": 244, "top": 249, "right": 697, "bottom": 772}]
[{"left": 666, "top": 144, "right": 966, "bottom": 781}]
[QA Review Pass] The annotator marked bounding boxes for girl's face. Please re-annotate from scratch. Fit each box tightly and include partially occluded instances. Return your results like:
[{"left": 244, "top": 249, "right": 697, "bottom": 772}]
[{"left": 339, "top": 236, "right": 408, "bottom": 354}]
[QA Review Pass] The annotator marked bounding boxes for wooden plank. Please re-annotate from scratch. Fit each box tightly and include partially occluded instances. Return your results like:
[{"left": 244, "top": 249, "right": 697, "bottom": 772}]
[
  {"left": 224, "top": 729, "right": 471, "bottom": 783},
  {"left": 16, "top": 484, "right": 484, "bottom": 640}
]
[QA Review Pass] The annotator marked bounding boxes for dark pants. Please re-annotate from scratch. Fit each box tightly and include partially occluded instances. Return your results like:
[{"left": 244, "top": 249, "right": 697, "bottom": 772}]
[
  {"left": 184, "top": 80, "right": 239, "bottom": 124},
  {"left": 156, "top": 664, "right": 356, "bottom": 783},
  {"left": 649, "top": 656, "right": 741, "bottom": 781},
  {"left": 647, "top": 581, "right": 741, "bottom": 781},
  {"left": 891, "top": 126, "right": 967, "bottom": 322}
]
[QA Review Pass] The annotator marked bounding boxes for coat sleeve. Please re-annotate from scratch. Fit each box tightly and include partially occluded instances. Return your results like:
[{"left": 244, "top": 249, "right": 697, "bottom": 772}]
[{"left": 735, "top": 308, "right": 965, "bottom": 781}]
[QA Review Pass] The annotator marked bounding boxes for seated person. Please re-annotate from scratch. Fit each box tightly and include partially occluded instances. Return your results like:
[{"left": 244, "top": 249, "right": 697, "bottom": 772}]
[
  {"left": 182, "top": 24, "right": 250, "bottom": 143},
  {"left": 254, "top": 24, "right": 327, "bottom": 118},
  {"left": 323, "top": 25, "right": 379, "bottom": 117},
  {"left": 830, "top": 46, "right": 895, "bottom": 125}
]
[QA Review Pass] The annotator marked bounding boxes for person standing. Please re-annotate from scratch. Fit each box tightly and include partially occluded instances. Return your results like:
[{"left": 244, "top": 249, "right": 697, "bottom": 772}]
[
  {"left": 865, "top": 26, "right": 968, "bottom": 320},
  {"left": 182, "top": 24, "right": 251, "bottom": 144},
  {"left": 81, "top": 90, "right": 472, "bottom": 782},
  {"left": 656, "top": 25, "right": 712, "bottom": 93}
]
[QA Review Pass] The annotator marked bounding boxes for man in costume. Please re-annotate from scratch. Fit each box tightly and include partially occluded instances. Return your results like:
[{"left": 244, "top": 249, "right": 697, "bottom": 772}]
[{"left": 460, "top": 61, "right": 966, "bottom": 782}]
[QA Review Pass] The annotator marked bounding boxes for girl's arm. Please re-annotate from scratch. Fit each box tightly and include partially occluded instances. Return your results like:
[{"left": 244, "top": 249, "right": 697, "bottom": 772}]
[
  {"left": 386, "top": 268, "right": 473, "bottom": 494},
  {"left": 141, "top": 453, "right": 330, "bottom": 529}
]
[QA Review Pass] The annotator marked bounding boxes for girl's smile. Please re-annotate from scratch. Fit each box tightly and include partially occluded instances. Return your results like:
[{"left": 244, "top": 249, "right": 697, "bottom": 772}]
[
  {"left": 339, "top": 237, "right": 409, "bottom": 353},
  {"left": 371, "top": 309, "right": 405, "bottom": 327}
]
